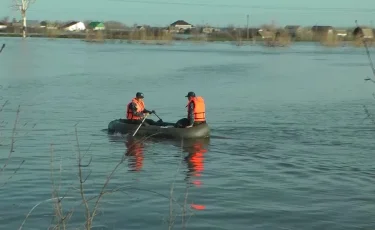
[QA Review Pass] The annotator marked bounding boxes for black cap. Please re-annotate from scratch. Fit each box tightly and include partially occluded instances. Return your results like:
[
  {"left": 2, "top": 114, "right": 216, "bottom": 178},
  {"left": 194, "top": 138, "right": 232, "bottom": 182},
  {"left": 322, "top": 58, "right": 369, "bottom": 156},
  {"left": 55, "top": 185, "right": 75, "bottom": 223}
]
[
  {"left": 185, "top": 91, "right": 195, "bottom": 97},
  {"left": 136, "top": 92, "right": 144, "bottom": 98}
]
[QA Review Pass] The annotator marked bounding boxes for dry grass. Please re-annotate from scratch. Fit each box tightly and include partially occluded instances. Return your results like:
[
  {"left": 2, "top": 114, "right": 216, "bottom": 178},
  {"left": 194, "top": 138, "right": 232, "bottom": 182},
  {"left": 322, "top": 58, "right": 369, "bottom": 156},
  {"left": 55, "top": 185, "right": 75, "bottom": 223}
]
[
  {"left": 84, "top": 30, "right": 105, "bottom": 43},
  {"left": 0, "top": 102, "right": 24, "bottom": 188},
  {"left": 258, "top": 26, "right": 292, "bottom": 47},
  {"left": 358, "top": 33, "right": 375, "bottom": 126},
  {"left": 320, "top": 34, "right": 342, "bottom": 47},
  {"left": 81, "top": 28, "right": 174, "bottom": 45},
  {"left": 350, "top": 39, "right": 375, "bottom": 47},
  {"left": 15, "top": 124, "right": 197, "bottom": 229},
  {"left": 45, "top": 29, "right": 61, "bottom": 39},
  {"left": 130, "top": 29, "right": 174, "bottom": 45}
]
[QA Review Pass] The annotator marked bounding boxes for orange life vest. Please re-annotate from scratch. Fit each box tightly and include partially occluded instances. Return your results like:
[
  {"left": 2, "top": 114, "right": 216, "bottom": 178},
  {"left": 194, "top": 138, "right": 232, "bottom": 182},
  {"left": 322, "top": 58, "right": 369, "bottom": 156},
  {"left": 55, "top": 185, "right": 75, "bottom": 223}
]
[
  {"left": 127, "top": 98, "right": 145, "bottom": 120},
  {"left": 187, "top": 96, "right": 206, "bottom": 122}
]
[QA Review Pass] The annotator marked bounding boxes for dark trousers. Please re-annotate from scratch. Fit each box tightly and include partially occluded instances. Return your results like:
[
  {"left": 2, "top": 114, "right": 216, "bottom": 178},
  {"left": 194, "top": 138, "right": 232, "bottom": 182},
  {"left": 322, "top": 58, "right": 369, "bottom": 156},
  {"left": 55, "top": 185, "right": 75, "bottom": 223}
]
[{"left": 174, "top": 118, "right": 206, "bottom": 128}]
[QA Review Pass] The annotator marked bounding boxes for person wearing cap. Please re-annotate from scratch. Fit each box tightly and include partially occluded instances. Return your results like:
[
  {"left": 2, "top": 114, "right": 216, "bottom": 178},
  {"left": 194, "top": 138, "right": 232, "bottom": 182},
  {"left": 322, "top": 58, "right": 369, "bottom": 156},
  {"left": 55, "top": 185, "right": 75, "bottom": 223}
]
[
  {"left": 175, "top": 91, "right": 206, "bottom": 128},
  {"left": 126, "top": 92, "right": 156, "bottom": 125}
]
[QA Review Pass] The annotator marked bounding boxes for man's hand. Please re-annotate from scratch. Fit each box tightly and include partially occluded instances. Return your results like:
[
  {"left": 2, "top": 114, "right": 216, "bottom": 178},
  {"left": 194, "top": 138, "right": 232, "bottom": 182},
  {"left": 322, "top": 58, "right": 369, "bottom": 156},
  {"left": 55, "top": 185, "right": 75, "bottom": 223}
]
[{"left": 151, "top": 110, "right": 155, "bottom": 114}]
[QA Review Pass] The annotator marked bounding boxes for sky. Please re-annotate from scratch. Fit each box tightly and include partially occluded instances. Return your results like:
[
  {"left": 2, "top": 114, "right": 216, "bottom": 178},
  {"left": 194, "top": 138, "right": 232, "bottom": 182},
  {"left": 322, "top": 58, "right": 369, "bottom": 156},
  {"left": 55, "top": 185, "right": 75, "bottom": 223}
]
[{"left": 2, "top": 0, "right": 375, "bottom": 28}]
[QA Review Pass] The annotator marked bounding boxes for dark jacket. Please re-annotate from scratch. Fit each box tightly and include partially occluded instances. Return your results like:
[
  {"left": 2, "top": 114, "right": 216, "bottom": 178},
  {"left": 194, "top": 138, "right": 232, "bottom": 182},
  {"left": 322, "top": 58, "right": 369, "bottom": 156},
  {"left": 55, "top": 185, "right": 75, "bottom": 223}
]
[{"left": 128, "top": 102, "right": 151, "bottom": 118}]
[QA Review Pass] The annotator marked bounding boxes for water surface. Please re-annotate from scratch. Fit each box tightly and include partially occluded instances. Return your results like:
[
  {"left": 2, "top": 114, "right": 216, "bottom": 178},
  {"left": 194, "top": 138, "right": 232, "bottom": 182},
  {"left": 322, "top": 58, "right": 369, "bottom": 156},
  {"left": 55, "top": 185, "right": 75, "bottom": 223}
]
[{"left": 0, "top": 38, "right": 374, "bottom": 230}]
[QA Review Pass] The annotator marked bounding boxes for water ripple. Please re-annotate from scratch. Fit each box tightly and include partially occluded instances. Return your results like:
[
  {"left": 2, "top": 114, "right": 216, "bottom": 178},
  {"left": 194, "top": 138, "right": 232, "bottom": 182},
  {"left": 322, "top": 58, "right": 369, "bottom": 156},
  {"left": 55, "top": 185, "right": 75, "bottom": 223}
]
[{"left": 0, "top": 38, "right": 374, "bottom": 230}]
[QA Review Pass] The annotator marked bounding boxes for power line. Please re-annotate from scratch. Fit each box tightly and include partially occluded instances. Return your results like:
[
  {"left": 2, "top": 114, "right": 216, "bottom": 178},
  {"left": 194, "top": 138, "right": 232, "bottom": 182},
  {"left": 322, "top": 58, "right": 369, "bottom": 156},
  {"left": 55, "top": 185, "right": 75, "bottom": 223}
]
[{"left": 110, "top": 0, "right": 375, "bottom": 13}]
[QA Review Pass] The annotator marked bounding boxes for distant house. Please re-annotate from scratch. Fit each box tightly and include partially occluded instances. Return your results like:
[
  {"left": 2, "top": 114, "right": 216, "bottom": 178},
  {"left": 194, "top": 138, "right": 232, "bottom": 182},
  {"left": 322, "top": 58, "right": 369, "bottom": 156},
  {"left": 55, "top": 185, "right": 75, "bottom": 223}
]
[
  {"left": 169, "top": 20, "right": 193, "bottom": 31},
  {"left": 258, "top": 29, "right": 274, "bottom": 39},
  {"left": 136, "top": 26, "right": 146, "bottom": 31},
  {"left": 202, "top": 27, "right": 213, "bottom": 33},
  {"left": 88, "top": 21, "right": 105, "bottom": 30},
  {"left": 335, "top": 29, "right": 347, "bottom": 38},
  {"left": 353, "top": 26, "right": 374, "bottom": 40},
  {"left": 284, "top": 25, "right": 302, "bottom": 38},
  {"left": 311, "top": 25, "right": 334, "bottom": 40},
  {"left": 0, "top": 22, "right": 7, "bottom": 30},
  {"left": 40, "top": 21, "right": 47, "bottom": 28},
  {"left": 62, "top": 21, "right": 86, "bottom": 31},
  {"left": 201, "top": 27, "right": 220, "bottom": 34}
]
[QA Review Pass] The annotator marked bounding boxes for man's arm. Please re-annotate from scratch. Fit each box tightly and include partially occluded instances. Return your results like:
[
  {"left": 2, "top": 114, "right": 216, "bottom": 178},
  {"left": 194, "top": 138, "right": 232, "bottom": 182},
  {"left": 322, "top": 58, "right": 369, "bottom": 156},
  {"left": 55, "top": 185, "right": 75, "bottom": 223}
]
[
  {"left": 188, "top": 102, "right": 194, "bottom": 126},
  {"left": 130, "top": 102, "right": 144, "bottom": 117},
  {"left": 143, "top": 108, "right": 152, "bottom": 113}
]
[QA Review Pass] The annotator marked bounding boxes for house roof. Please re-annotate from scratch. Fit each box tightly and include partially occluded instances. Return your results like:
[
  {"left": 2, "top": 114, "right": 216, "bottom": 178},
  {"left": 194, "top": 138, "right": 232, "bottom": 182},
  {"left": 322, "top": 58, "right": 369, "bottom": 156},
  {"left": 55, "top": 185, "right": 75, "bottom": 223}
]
[
  {"left": 62, "top": 21, "right": 80, "bottom": 28},
  {"left": 284, "top": 25, "right": 300, "bottom": 29},
  {"left": 170, "top": 20, "right": 191, "bottom": 26},
  {"left": 311, "top": 25, "right": 334, "bottom": 31},
  {"left": 88, "top": 21, "right": 104, "bottom": 28}
]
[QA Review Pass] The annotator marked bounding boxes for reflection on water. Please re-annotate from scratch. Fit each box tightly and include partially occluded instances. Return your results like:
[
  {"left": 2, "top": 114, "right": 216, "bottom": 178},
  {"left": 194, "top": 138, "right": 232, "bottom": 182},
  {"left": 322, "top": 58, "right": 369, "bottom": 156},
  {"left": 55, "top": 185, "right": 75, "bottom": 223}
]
[
  {"left": 124, "top": 136, "right": 145, "bottom": 172},
  {"left": 182, "top": 138, "right": 210, "bottom": 211},
  {"left": 121, "top": 135, "right": 211, "bottom": 211}
]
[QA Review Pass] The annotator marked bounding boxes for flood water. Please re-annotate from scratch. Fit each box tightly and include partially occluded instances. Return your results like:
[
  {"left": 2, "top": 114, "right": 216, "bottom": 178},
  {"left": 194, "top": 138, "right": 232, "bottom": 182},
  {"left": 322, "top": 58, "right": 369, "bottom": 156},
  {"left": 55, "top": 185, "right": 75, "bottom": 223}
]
[{"left": 0, "top": 37, "right": 374, "bottom": 230}]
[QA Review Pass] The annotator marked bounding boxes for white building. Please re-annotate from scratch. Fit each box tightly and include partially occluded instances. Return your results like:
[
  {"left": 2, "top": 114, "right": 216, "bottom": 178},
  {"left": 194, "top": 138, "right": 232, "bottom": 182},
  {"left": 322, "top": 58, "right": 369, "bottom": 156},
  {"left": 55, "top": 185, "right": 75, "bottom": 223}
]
[
  {"left": 0, "top": 22, "right": 7, "bottom": 30},
  {"left": 170, "top": 20, "right": 193, "bottom": 30},
  {"left": 62, "top": 21, "right": 86, "bottom": 31}
]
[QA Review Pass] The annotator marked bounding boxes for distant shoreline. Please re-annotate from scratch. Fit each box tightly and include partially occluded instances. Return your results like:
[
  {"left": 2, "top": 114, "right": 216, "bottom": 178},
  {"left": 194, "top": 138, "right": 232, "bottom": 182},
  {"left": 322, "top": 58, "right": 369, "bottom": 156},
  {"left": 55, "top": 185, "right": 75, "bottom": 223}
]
[
  {"left": 0, "top": 30, "right": 373, "bottom": 48},
  {"left": 1, "top": 19, "right": 374, "bottom": 48}
]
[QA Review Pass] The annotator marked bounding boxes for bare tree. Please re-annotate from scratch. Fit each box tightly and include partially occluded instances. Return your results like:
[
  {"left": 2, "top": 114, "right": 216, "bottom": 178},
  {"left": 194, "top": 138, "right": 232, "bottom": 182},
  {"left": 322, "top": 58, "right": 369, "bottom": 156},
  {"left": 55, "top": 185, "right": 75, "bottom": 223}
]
[
  {"left": 12, "top": 0, "right": 36, "bottom": 38},
  {"left": 2, "top": 16, "right": 9, "bottom": 23}
]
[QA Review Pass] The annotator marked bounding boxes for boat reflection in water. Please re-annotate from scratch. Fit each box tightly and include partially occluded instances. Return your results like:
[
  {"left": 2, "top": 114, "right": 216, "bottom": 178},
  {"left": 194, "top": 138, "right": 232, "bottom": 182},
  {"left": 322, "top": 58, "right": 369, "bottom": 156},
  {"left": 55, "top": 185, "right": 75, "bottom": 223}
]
[
  {"left": 109, "top": 132, "right": 210, "bottom": 211},
  {"left": 124, "top": 135, "right": 145, "bottom": 172},
  {"left": 180, "top": 138, "right": 210, "bottom": 211}
]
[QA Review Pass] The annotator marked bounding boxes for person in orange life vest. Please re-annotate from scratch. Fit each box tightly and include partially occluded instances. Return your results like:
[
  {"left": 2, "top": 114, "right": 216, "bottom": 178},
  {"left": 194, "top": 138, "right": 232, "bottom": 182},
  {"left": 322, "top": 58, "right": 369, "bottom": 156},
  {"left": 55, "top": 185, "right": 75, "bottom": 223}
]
[
  {"left": 175, "top": 91, "right": 206, "bottom": 128},
  {"left": 126, "top": 92, "right": 157, "bottom": 126}
]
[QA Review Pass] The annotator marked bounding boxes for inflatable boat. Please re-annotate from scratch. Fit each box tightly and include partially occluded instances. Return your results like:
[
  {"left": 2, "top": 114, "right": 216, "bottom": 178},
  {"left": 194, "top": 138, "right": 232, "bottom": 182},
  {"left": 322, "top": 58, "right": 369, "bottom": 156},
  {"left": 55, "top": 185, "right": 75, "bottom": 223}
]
[{"left": 107, "top": 119, "right": 210, "bottom": 139}]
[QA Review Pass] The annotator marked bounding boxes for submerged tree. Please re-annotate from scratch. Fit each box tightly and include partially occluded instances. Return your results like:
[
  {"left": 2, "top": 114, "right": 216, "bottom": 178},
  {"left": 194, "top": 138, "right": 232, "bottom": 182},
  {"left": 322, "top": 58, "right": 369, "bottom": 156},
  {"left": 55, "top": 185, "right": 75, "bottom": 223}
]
[{"left": 12, "top": 0, "right": 36, "bottom": 38}]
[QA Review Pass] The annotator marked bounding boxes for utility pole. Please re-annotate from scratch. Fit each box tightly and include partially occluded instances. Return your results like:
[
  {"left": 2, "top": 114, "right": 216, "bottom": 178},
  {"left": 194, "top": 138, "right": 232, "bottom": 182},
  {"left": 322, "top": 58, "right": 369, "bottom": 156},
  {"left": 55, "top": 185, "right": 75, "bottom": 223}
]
[{"left": 246, "top": 14, "right": 249, "bottom": 40}]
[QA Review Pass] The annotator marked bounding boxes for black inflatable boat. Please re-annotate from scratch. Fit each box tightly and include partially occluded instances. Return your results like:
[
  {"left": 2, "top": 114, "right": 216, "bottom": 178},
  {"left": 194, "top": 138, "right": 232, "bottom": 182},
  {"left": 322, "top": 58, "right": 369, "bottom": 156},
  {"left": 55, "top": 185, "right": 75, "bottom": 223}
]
[{"left": 107, "top": 119, "right": 210, "bottom": 139}]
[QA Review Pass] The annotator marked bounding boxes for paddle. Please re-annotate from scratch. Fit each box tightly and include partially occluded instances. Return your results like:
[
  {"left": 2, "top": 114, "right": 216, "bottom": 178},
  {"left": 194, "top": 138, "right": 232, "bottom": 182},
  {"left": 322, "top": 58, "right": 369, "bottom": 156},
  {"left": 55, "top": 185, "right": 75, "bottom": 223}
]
[
  {"left": 152, "top": 111, "right": 163, "bottom": 122},
  {"left": 132, "top": 114, "right": 149, "bottom": 137},
  {"left": 0, "top": 44, "right": 5, "bottom": 53}
]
